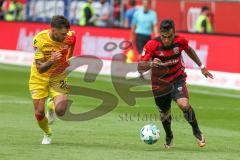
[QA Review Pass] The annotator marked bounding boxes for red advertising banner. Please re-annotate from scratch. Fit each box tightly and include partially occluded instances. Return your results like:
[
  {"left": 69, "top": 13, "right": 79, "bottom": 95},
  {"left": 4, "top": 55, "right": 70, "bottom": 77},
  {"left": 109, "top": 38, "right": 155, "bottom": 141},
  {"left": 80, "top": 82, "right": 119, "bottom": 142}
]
[
  {"left": 179, "top": 33, "right": 240, "bottom": 73},
  {"left": 0, "top": 21, "right": 132, "bottom": 59},
  {"left": 0, "top": 21, "right": 239, "bottom": 73},
  {"left": 154, "top": 0, "right": 240, "bottom": 34}
]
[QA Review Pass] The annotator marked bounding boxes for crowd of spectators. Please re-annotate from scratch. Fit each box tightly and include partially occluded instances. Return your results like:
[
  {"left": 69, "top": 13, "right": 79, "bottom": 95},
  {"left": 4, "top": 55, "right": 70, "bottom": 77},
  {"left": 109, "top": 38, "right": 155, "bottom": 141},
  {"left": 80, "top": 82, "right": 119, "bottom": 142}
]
[{"left": 0, "top": 0, "right": 212, "bottom": 34}]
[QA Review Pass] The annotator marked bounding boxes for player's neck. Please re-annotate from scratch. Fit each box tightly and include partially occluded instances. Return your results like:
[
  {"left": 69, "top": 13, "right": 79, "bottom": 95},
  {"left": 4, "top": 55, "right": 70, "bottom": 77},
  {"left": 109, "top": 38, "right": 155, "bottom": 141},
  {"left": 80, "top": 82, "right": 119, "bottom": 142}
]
[
  {"left": 143, "top": 8, "right": 149, "bottom": 13},
  {"left": 49, "top": 32, "right": 61, "bottom": 42}
]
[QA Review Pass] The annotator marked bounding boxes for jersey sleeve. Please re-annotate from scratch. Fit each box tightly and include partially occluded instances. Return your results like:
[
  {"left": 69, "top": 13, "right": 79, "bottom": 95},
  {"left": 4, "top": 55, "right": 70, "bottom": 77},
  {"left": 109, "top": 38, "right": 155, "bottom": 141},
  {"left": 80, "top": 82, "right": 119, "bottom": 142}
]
[
  {"left": 66, "top": 31, "right": 76, "bottom": 46},
  {"left": 140, "top": 40, "right": 157, "bottom": 61},
  {"left": 180, "top": 37, "right": 189, "bottom": 52},
  {"left": 33, "top": 37, "right": 44, "bottom": 60},
  {"left": 131, "top": 11, "right": 138, "bottom": 25}
]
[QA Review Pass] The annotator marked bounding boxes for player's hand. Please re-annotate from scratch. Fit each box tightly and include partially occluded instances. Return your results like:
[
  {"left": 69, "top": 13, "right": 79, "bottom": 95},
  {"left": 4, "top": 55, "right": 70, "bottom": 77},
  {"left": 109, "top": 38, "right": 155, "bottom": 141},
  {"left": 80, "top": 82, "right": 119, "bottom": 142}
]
[
  {"left": 50, "top": 51, "right": 62, "bottom": 62},
  {"left": 130, "top": 37, "right": 134, "bottom": 46},
  {"left": 151, "top": 58, "right": 162, "bottom": 67},
  {"left": 201, "top": 67, "right": 214, "bottom": 79}
]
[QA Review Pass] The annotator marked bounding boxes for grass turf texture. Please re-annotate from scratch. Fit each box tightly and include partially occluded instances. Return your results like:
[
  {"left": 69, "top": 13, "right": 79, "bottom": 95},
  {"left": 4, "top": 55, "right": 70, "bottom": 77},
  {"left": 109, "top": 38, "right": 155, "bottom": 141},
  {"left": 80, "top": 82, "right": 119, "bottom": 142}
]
[{"left": 0, "top": 63, "right": 240, "bottom": 160}]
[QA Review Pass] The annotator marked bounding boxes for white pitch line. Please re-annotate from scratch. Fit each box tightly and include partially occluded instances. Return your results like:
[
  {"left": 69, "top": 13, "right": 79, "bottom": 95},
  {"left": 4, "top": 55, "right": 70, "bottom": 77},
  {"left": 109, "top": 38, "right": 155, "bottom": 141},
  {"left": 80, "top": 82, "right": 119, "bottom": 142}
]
[
  {"left": 189, "top": 89, "right": 240, "bottom": 99},
  {"left": 72, "top": 75, "right": 240, "bottom": 99},
  {"left": 0, "top": 100, "right": 31, "bottom": 104},
  {"left": 0, "top": 64, "right": 239, "bottom": 99}
]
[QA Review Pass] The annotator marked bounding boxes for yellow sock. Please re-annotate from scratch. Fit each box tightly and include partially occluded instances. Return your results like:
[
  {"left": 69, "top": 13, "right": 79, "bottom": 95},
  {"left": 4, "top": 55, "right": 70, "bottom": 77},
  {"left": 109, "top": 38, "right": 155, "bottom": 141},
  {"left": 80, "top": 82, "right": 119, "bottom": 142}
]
[
  {"left": 47, "top": 98, "right": 55, "bottom": 111},
  {"left": 37, "top": 117, "right": 51, "bottom": 135}
]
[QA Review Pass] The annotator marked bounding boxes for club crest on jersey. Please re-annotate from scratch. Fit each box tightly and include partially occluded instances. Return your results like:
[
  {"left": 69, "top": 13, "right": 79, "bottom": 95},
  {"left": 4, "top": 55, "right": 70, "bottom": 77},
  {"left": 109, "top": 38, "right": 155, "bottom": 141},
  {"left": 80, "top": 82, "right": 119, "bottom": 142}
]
[
  {"left": 173, "top": 47, "right": 179, "bottom": 54},
  {"left": 177, "top": 86, "right": 183, "bottom": 91}
]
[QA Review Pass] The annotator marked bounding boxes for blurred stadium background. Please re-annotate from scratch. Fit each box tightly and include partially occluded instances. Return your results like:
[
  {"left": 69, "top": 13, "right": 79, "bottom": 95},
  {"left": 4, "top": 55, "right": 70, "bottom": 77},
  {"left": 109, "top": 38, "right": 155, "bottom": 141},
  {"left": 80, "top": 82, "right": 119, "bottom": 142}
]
[{"left": 0, "top": 0, "right": 240, "bottom": 160}]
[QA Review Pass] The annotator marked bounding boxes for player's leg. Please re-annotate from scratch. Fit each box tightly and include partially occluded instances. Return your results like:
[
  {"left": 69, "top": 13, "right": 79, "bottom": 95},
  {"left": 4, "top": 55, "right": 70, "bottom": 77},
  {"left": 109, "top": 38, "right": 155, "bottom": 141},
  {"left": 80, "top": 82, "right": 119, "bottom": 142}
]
[
  {"left": 53, "top": 94, "right": 68, "bottom": 117},
  {"left": 173, "top": 78, "right": 205, "bottom": 147},
  {"left": 50, "top": 78, "right": 69, "bottom": 117},
  {"left": 136, "top": 34, "right": 150, "bottom": 79},
  {"left": 176, "top": 97, "right": 205, "bottom": 147},
  {"left": 154, "top": 94, "right": 173, "bottom": 148},
  {"left": 135, "top": 34, "right": 144, "bottom": 56},
  {"left": 33, "top": 98, "right": 52, "bottom": 144},
  {"left": 46, "top": 97, "right": 56, "bottom": 125}
]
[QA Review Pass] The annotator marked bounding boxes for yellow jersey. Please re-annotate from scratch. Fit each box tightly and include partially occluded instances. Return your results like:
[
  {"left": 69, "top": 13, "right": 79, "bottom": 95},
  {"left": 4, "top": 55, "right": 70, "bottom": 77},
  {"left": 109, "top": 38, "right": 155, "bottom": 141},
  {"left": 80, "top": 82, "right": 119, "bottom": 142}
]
[{"left": 29, "top": 29, "right": 76, "bottom": 84}]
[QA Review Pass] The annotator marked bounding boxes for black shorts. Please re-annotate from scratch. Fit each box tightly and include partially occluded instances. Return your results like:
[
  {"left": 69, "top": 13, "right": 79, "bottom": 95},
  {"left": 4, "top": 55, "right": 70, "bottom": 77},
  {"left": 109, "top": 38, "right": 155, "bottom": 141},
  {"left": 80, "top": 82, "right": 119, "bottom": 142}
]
[
  {"left": 153, "top": 77, "right": 189, "bottom": 113},
  {"left": 136, "top": 33, "right": 151, "bottom": 54}
]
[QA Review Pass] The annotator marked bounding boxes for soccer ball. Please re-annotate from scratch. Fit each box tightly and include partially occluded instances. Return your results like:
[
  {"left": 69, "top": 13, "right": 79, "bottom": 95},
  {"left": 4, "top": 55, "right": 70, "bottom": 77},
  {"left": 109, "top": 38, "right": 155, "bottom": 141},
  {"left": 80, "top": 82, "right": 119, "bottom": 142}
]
[{"left": 140, "top": 124, "right": 160, "bottom": 145}]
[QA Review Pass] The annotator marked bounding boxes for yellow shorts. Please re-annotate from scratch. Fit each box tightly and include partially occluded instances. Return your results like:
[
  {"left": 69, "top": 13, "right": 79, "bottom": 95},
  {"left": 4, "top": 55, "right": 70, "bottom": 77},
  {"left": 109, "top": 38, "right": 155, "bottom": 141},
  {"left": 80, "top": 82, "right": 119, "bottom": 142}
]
[{"left": 29, "top": 79, "right": 69, "bottom": 99}]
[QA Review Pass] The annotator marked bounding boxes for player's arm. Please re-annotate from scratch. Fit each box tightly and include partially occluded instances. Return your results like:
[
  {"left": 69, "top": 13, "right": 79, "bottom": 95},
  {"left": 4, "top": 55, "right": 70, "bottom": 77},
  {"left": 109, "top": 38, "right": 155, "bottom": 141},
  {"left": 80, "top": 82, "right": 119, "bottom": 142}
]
[
  {"left": 138, "top": 41, "right": 160, "bottom": 73},
  {"left": 68, "top": 32, "right": 76, "bottom": 59},
  {"left": 124, "top": 19, "right": 129, "bottom": 28},
  {"left": 68, "top": 45, "right": 75, "bottom": 59},
  {"left": 131, "top": 24, "right": 136, "bottom": 43},
  {"left": 185, "top": 47, "right": 213, "bottom": 79},
  {"left": 138, "top": 58, "right": 162, "bottom": 72},
  {"left": 153, "top": 24, "right": 159, "bottom": 37},
  {"left": 152, "top": 13, "right": 159, "bottom": 37},
  {"left": 124, "top": 12, "right": 129, "bottom": 28},
  {"left": 67, "top": 31, "right": 76, "bottom": 59},
  {"left": 131, "top": 12, "right": 138, "bottom": 43},
  {"left": 36, "top": 51, "right": 62, "bottom": 74}
]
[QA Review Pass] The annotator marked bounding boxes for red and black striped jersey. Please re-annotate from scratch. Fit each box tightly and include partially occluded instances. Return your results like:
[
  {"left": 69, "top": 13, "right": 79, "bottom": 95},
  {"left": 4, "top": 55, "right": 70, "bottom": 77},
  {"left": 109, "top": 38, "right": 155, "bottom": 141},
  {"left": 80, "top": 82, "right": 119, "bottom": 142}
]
[{"left": 141, "top": 35, "right": 189, "bottom": 83}]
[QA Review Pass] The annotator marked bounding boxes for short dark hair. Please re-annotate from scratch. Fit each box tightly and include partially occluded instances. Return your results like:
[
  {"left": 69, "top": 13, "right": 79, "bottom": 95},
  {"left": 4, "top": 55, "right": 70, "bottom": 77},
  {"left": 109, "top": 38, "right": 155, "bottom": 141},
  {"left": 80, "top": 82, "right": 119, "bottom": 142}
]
[
  {"left": 201, "top": 6, "right": 210, "bottom": 13},
  {"left": 51, "top": 15, "right": 70, "bottom": 29},
  {"left": 160, "top": 19, "right": 175, "bottom": 32},
  {"left": 129, "top": 0, "right": 136, "bottom": 6}
]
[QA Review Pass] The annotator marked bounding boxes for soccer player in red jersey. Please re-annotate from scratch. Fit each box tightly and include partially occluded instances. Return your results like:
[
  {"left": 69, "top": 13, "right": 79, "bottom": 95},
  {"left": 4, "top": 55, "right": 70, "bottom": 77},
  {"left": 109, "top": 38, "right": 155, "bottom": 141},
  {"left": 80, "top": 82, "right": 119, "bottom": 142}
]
[{"left": 138, "top": 19, "right": 213, "bottom": 148}]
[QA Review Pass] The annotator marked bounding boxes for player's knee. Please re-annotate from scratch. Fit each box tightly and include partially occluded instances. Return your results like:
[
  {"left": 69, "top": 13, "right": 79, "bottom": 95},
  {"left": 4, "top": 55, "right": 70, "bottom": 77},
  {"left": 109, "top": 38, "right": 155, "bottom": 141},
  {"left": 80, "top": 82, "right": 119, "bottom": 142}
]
[
  {"left": 55, "top": 107, "right": 66, "bottom": 117},
  {"left": 177, "top": 101, "right": 190, "bottom": 111},
  {"left": 35, "top": 109, "right": 45, "bottom": 116},
  {"left": 54, "top": 100, "right": 68, "bottom": 116},
  {"left": 179, "top": 105, "right": 191, "bottom": 111},
  {"left": 35, "top": 111, "right": 45, "bottom": 121},
  {"left": 55, "top": 109, "right": 65, "bottom": 117}
]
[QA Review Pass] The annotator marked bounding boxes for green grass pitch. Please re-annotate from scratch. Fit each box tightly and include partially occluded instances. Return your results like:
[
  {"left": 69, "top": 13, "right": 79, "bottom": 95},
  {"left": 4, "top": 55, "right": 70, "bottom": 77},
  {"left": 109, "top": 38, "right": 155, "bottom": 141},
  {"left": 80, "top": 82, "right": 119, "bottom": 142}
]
[{"left": 0, "top": 63, "right": 240, "bottom": 160}]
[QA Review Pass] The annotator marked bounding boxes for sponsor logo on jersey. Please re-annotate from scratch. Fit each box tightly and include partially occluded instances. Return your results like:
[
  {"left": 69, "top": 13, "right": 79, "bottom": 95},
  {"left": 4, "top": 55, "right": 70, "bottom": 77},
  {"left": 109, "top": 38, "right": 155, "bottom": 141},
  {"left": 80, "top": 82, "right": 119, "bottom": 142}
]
[{"left": 177, "top": 86, "right": 183, "bottom": 91}]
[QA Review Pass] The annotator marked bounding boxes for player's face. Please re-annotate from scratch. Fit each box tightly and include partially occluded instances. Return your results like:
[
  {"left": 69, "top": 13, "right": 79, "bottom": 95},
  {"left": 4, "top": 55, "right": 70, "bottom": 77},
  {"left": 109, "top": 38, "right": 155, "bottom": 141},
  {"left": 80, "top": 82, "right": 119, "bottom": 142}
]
[
  {"left": 160, "top": 29, "right": 175, "bottom": 47},
  {"left": 52, "top": 28, "right": 69, "bottom": 42},
  {"left": 205, "top": 10, "right": 211, "bottom": 17},
  {"left": 142, "top": 0, "right": 150, "bottom": 10},
  {"left": 100, "top": 0, "right": 106, "bottom": 4}
]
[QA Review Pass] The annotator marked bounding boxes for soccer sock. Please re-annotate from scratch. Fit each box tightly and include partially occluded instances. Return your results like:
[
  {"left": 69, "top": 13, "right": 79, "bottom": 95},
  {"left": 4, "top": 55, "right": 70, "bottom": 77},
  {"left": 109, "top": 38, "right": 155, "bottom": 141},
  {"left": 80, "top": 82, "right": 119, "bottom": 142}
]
[
  {"left": 47, "top": 98, "right": 55, "bottom": 111},
  {"left": 35, "top": 114, "right": 51, "bottom": 135},
  {"left": 160, "top": 112, "right": 173, "bottom": 137},
  {"left": 183, "top": 106, "right": 201, "bottom": 135}
]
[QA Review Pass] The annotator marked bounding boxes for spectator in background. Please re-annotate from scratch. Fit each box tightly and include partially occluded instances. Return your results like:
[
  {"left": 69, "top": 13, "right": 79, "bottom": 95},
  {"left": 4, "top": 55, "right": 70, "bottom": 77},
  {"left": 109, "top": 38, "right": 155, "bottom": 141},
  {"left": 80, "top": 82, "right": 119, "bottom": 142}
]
[
  {"left": 79, "top": 0, "right": 96, "bottom": 26},
  {"left": 4, "top": 0, "right": 23, "bottom": 21},
  {"left": 195, "top": 6, "right": 213, "bottom": 33},
  {"left": 0, "top": 0, "right": 5, "bottom": 20},
  {"left": 131, "top": 0, "right": 158, "bottom": 78},
  {"left": 95, "top": 0, "right": 110, "bottom": 27},
  {"left": 124, "top": 0, "right": 137, "bottom": 28},
  {"left": 112, "top": 0, "right": 121, "bottom": 26}
]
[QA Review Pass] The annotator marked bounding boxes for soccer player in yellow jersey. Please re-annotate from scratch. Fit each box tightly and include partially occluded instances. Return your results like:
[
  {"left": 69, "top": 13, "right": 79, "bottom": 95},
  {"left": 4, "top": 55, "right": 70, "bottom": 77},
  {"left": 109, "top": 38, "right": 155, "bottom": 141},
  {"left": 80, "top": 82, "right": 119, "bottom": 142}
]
[{"left": 29, "top": 15, "right": 76, "bottom": 144}]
